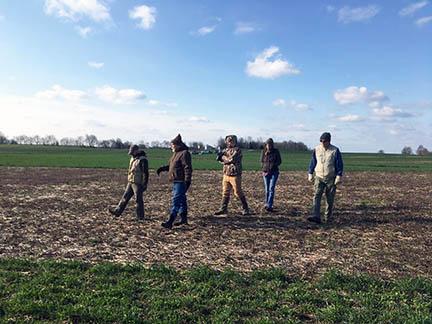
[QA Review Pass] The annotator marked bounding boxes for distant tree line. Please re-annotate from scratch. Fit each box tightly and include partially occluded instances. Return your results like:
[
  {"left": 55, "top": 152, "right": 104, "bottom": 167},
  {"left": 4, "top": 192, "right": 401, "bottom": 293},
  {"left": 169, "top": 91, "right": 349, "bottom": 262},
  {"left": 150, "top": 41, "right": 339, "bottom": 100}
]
[
  {"left": 216, "top": 136, "right": 310, "bottom": 152},
  {"left": 401, "top": 145, "right": 431, "bottom": 156}
]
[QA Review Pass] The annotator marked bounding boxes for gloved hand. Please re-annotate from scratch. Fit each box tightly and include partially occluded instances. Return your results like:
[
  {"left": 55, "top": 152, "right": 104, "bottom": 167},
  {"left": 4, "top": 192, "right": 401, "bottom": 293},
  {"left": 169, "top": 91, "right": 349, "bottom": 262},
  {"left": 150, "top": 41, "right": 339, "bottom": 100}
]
[
  {"left": 156, "top": 166, "right": 168, "bottom": 176},
  {"left": 216, "top": 152, "right": 223, "bottom": 162},
  {"left": 308, "top": 173, "right": 314, "bottom": 182},
  {"left": 185, "top": 181, "right": 191, "bottom": 191},
  {"left": 335, "top": 175, "right": 342, "bottom": 185}
]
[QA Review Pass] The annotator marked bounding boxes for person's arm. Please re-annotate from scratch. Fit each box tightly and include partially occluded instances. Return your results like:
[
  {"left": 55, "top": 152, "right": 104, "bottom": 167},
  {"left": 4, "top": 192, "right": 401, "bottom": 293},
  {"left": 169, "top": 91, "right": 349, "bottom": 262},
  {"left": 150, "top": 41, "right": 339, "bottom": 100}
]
[
  {"left": 156, "top": 165, "right": 169, "bottom": 175},
  {"left": 308, "top": 149, "right": 317, "bottom": 175},
  {"left": 183, "top": 152, "right": 192, "bottom": 190},
  {"left": 276, "top": 149, "right": 282, "bottom": 167},
  {"left": 335, "top": 149, "right": 343, "bottom": 176},
  {"left": 222, "top": 148, "right": 241, "bottom": 165},
  {"left": 140, "top": 159, "right": 149, "bottom": 189}
]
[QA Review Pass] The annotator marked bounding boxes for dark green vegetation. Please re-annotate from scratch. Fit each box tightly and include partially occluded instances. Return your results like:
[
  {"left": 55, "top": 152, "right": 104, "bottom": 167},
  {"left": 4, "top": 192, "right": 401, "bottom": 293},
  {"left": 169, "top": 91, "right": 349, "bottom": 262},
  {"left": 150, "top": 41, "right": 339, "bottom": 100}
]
[
  {"left": 1, "top": 144, "right": 432, "bottom": 171},
  {"left": 1, "top": 259, "right": 431, "bottom": 323}
]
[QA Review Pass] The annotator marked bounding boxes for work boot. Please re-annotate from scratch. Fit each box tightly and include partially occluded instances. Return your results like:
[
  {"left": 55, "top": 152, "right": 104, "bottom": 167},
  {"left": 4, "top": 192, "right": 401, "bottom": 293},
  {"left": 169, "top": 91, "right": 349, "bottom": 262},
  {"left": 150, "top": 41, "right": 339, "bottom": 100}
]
[
  {"left": 174, "top": 212, "right": 188, "bottom": 226},
  {"left": 108, "top": 207, "right": 120, "bottom": 217},
  {"left": 307, "top": 216, "right": 321, "bottom": 224},
  {"left": 240, "top": 196, "right": 250, "bottom": 215},
  {"left": 214, "top": 197, "right": 229, "bottom": 215},
  {"left": 161, "top": 213, "right": 177, "bottom": 229}
]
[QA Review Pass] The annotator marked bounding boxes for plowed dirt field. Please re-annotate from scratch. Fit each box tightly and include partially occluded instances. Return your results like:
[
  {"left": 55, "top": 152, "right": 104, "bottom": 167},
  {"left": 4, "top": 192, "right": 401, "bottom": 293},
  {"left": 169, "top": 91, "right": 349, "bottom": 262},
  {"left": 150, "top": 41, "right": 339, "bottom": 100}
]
[{"left": 1, "top": 167, "right": 431, "bottom": 279}]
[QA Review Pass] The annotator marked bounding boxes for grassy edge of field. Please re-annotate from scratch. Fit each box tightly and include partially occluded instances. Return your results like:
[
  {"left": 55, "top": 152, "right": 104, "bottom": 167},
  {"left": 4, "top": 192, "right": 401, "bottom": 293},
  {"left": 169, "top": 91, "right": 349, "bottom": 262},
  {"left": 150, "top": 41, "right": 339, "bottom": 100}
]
[{"left": 1, "top": 258, "right": 431, "bottom": 323}]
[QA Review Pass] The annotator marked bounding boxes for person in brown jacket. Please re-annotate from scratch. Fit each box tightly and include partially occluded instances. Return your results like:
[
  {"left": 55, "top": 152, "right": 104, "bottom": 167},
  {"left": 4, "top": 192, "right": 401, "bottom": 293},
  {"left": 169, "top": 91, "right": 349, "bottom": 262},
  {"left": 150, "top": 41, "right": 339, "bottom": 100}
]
[
  {"left": 157, "top": 134, "right": 192, "bottom": 229},
  {"left": 108, "top": 144, "right": 149, "bottom": 220},
  {"left": 214, "top": 135, "right": 250, "bottom": 215}
]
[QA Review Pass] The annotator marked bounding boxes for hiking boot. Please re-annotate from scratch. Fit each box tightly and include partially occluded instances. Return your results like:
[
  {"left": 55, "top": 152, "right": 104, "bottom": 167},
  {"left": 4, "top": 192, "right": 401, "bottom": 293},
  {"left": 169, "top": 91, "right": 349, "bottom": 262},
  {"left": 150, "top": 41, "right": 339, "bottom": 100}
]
[
  {"left": 174, "top": 220, "right": 188, "bottom": 226},
  {"left": 161, "top": 221, "right": 173, "bottom": 229},
  {"left": 108, "top": 207, "right": 120, "bottom": 217},
  {"left": 214, "top": 208, "right": 228, "bottom": 216},
  {"left": 307, "top": 216, "right": 321, "bottom": 224}
]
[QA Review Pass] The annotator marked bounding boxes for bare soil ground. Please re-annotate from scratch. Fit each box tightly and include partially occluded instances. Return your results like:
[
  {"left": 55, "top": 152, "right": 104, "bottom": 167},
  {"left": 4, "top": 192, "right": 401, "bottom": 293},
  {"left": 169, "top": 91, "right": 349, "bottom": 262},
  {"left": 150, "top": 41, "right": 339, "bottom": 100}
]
[{"left": 1, "top": 167, "right": 431, "bottom": 279}]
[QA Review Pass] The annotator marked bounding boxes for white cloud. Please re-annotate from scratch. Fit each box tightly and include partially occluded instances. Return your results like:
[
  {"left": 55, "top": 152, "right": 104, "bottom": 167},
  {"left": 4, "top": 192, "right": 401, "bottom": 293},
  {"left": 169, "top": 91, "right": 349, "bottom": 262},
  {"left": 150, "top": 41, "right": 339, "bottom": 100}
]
[
  {"left": 326, "top": 5, "right": 336, "bottom": 13},
  {"left": 75, "top": 26, "right": 92, "bottom": 38},
  {"left": 194, "top": 25, "right": 216, "bottom": 36},
  {"left": 399, "top": 1, "right": 428, "bottom": 16},
  {"left": 234, "top": 22, "right": 256, "bottom": 35},
  {"left": 188, "top": 116, "right": 210, "bottom": 123},
  {"left": 129, "top": 5, "right": 156, "bottom": 30},
  {"left": 337, "top": 5, "right": 380, "bottom": 23},
  {"left": 372, "top": 106, "right": 414, "bottom": 119},
  {"left": 88, "top": 61, "right": 104, "bottom": 69},
  {"left": 95, "top": 85, "right": 146, "bottom": 104},
  {"left": 337, "top": 114, "right": 364, "bottom": 122},
  {"left": 246, "top": 46, "right": 300, "bottom": 79},
  {"left": 147, "top": 99, "right": 178, "bottom": 108},
  {"left": 416, "top": 15, "right": 432, "bottom": 26},
  {"left": 272, "top": 98, "right": 311, "bottom": 111},
  {"left": 35, "top": 85, "right": 88, "bottom": 101},
  {"left": 334, "top": 86, "right": 388, "bottom": 106},
  {"left": 44, "top": 0, "right": 111, "bottom": 22}
]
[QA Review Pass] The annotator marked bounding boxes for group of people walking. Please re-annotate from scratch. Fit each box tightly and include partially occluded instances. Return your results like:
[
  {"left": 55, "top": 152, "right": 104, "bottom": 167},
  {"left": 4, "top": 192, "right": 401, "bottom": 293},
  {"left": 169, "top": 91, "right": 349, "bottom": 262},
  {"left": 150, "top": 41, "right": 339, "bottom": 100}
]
[{"left": 108, "top": 132, "right": 344, "bottom": 228}]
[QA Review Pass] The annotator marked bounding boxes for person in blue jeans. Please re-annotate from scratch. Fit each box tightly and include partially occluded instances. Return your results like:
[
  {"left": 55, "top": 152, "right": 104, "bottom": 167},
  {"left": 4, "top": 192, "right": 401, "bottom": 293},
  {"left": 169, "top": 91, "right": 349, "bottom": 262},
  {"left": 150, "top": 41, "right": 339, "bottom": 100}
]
[
  {"left": 157, "top": 134, "right": 192, "bottom": 229},
  {"left": 260, "top": 138, "right": 282, "bottom": 212}
]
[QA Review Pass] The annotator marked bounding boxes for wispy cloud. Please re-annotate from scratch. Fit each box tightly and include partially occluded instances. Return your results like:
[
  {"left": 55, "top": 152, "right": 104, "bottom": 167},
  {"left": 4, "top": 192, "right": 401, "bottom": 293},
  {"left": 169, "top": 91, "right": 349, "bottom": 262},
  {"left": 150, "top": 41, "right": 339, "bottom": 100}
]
[
  {"left": 337, "top": 5, "right": 380, "bottom": 23},
  {"left": 337, "top": 114, "right": 365, "bottom": 122},
  {"left": 192, "top": 25, "right": 217, "bottom": 36},
  {"left": 36, "top": 85, "right": 88, "bottom": 101},
  {"left": 129, "top": 5, "right": 156, "bottom": 30},
  {"left": 188, "top": 116, "right": 210, "bottom": 123},
  {"left": 234, "top": 22, "right": 257, "bottom": 35},
  {"left": 147, "top": 99, "right": 178, "bottom": 108},
  {"left": 399, "top": 1, "right": 429, "bottom": 16},
  {"left": 334, "top": 86, "right": 388, "bottom": 106},
  {"left": 88, "top": 61, "right": 104, "bottom": 69},
  {"left": 75, "top": 26, "right": 92, "bottom": 38},
  {"left": 95, "top": 85, "right": 146, "bottom": 104},
  {"left": 416, "top": 15, "right": 432, "bottom": 26},
  {"left": 246, "top": 46, "right": 300, "bottom": 79},
  {"left": 372, "top": 106, "right": 414, "bottom": 120},
  {"left": 44, "top": 0, "right": 111, "bottom": 22},
  {"left": 272, "top": 99, "right": 311, "bottom": 111}
]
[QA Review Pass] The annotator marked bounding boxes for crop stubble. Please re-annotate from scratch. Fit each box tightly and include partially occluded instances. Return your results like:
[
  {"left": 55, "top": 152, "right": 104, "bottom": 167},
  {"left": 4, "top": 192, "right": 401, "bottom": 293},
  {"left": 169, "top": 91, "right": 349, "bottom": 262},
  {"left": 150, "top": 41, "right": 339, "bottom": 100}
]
[{"left": 0, "top": 167, "right": 431, "bottom": 279}]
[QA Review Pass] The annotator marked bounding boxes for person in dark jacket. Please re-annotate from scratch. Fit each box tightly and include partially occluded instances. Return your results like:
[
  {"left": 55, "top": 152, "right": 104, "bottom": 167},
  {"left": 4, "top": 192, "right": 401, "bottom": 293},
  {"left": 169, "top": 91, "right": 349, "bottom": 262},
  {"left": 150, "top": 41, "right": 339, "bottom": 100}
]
[
  {"left": 157, "top": 134, "right": 192, "bottom": 229},
  {"left": 108, "top": 144, "right": 149, "bottom": 220},
  {"left": 260, "top": 138, "right": 282, "bottom": 212}
]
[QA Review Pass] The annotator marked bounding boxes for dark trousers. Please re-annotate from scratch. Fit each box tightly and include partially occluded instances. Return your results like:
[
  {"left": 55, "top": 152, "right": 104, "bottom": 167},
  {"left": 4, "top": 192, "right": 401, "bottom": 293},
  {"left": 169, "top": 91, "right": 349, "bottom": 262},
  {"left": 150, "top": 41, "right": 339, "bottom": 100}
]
[{"left": 115, "top": 183, "right": 144, "bottom": 219}]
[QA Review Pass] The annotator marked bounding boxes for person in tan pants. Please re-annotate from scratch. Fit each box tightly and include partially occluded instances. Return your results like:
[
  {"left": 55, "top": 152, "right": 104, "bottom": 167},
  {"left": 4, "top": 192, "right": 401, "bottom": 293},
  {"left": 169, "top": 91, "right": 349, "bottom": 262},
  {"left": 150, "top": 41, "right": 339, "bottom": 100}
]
[{"left": 214, "top": 135, "right": 250, "bottom": 216}]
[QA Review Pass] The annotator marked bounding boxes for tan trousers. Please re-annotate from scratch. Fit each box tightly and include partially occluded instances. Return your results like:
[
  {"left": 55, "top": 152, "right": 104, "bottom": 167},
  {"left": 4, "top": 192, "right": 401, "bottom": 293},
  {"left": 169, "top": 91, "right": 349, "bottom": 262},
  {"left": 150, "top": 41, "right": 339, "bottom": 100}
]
[{"left": 222, "top": 175, "right": 245, "bottom": 199}]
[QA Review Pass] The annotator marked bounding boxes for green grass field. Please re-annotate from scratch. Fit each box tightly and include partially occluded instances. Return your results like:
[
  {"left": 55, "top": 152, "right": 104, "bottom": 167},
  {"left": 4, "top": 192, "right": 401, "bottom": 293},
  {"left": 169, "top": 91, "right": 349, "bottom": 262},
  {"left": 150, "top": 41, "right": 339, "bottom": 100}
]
[
  {"left": 1, "top": 144, "right": 432, "bottom": 171},
  {"left": 1, "top": 259, "right": 431, "bottom": 323}
]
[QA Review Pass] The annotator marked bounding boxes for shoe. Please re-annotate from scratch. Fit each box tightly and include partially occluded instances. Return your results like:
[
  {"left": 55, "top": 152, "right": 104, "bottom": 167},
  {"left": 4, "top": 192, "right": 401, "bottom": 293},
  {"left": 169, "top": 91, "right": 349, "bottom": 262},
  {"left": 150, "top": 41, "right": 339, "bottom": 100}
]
[
  {"left": 108, "top": 207, "right": 120, "bottom": 217},
  {"left": 137, "top": 217, "right": 145, "bottom": 222},
  {"left": 174, "top": 220, "right": 188, "bottom": 226},
  {"left": 214, "top": 209, "right": 227, "bottom": 216},
  {"left": 242, "top": 209, "right": 251, "bottom": 216},
  {"left": 161, "top": 222, "right": 173, "bottom": 229},
  {"left": 266, "top": 207, "right": 274, "bottom": 212},
  {"left": 307, "top": 216, "right": 321, "bottom": 224}
]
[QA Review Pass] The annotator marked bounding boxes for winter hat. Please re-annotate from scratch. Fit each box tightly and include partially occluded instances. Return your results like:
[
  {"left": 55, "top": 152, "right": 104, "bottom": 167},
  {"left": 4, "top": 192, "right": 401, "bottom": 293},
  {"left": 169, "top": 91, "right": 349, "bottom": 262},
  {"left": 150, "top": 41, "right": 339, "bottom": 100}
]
[
  {"left": 171, "top": 134, "right": 183, "bottom": 145},
  {"left": 128, "top": 144, "right": 139, "bottom": 155},
  {"left": 266, "top": 138, "right": 274, "bottom": 145},
  {"left": 320, "top": 132, "right": 331, "bottom": 142}
]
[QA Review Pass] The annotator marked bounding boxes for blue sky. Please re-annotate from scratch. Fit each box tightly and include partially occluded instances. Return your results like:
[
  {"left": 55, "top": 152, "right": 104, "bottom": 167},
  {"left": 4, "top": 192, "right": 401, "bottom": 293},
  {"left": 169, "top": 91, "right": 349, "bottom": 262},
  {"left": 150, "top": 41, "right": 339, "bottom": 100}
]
[{"left": 0, "top": 0, "right": 431, "bottom": 152}]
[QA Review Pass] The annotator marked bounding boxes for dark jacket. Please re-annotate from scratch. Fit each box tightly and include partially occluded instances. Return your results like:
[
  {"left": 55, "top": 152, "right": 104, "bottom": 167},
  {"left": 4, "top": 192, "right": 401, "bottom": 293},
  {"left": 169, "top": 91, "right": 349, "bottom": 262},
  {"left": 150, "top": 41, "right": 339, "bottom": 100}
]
[
  {"left": 162, "top": 143, "right": 192, "bottom": 182},
  {"left": 260, "top": 148, "right": 282, "bottom": 174}
]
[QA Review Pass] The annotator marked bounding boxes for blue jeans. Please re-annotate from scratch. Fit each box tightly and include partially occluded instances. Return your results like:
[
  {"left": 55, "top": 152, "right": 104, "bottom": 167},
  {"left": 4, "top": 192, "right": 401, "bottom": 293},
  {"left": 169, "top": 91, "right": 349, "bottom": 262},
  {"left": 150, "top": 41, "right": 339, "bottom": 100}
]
[
  {"left": 170, "top": 182, "right": 187, "bottom": 217},
  {"left": 263, "top": 171, "right": 279, "bottom": 208}
]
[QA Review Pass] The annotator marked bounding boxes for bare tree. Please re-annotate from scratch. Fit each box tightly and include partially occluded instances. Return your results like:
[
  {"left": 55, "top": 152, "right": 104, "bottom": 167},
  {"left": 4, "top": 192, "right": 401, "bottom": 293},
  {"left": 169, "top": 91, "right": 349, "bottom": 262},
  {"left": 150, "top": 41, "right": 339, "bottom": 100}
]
[
  {"left": 0, "top": 132, "right": 8, "bottom": 144},
  {"left": 85, "top": 134, "right": 99, "bottom": 147},
  {"left": 401, "top": 146, "right": 413, "bottom": 155},
  {"left": 416, "top": 145, "right": 430, "bottom": 156}
]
